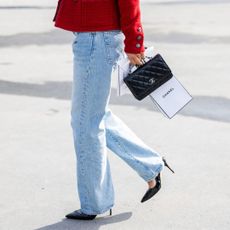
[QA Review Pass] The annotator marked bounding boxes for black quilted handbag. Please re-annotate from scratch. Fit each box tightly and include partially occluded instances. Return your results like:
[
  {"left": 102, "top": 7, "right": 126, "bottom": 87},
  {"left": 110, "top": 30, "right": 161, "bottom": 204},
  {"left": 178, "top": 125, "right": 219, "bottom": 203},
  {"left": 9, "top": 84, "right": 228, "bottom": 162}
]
[{"left": 123, "top": 53, "right": 173, "bottom": 100}]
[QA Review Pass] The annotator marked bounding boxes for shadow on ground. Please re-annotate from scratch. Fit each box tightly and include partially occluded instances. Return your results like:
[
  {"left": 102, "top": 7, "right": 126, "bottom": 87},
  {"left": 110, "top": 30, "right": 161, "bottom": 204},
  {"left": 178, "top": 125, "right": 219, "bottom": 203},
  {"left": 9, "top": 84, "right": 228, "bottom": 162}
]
[
  {"left": 0, "top": 79, "right": 230, "bottom": 123},
  {"left": 36, "top": 211, "right": 132, "bottom": 230}
]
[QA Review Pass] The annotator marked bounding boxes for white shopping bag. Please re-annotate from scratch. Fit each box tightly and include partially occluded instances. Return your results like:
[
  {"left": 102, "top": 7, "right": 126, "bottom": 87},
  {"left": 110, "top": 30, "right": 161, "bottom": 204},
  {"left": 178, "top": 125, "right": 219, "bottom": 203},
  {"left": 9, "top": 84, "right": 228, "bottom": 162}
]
[
  {"left": 149, "top": 76, "right": 193, "bottom": 119},
  {"left": 116, "top": 54, "right": 131, "bottom": 96}
]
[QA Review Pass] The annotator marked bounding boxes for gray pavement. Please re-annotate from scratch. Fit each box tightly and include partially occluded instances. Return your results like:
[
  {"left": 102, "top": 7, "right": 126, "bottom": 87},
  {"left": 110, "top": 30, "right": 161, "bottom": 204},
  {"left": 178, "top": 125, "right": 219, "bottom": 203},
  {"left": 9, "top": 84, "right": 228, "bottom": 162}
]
[{"left": 0, "top": 1, "right": 230, "bottom": 229}]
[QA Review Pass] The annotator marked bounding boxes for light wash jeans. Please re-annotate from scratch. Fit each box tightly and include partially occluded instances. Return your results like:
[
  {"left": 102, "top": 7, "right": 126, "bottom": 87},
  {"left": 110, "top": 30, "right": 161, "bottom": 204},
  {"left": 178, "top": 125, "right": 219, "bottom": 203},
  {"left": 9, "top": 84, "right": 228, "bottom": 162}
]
[{"left": 70, "top": 30, "right": 165, "bottom": 215}]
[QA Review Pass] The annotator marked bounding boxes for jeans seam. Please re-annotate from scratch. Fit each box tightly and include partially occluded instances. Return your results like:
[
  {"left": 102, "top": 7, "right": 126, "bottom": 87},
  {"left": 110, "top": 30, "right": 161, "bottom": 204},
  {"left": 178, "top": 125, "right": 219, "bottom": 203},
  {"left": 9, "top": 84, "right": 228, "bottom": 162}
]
[
  {"left": 73, "top": 33, "right": 96, "bottom": 211},
  {"left": 102, "top": 32, "right": 113, "bottom": 65}
]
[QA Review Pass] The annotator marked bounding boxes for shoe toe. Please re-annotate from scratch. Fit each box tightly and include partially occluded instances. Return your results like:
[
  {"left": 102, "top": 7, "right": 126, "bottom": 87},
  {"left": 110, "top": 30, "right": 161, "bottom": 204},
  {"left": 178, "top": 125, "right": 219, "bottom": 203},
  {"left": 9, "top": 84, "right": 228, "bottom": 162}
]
[
  {"left": 65, "top": 209, "right": 96, "bottom": 220},
  {"left": 141, "top": 183, "right": 161, "bottom": 203},
  {"left": 65, "top": 210, "right": 81, "bottom": 218}
]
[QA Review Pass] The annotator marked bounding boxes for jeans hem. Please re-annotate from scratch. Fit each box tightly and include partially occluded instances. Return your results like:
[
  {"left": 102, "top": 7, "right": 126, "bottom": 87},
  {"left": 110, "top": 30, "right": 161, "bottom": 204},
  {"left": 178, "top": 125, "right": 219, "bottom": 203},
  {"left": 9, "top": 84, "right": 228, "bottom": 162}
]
[
  {"left": 80, "top": 203, "right": 114, "bottom": 215},
  {"left": 142, "top": 163, "right": 164, "bottom": 182}
]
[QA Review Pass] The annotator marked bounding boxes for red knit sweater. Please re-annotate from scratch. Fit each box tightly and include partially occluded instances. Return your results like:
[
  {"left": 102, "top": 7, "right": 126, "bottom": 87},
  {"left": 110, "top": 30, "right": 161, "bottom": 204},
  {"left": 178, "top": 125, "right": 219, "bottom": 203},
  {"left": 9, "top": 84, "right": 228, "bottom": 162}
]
[{"left": 53, "top": 0, "right": 145, "bottom": 53}]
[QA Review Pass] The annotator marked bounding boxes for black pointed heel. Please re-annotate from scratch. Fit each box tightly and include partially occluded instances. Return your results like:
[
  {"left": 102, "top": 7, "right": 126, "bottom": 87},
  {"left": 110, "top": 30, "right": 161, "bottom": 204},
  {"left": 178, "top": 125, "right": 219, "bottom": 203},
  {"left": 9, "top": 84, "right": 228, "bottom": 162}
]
[
  {"left": 141, "top": 156, "right": 175, "bottom": 203},
  {"left": 141, "top": 173, "right": 161, "bottom": 203},
  {"left": 109, "top": 208, "right": 112, "bottom": 216}
]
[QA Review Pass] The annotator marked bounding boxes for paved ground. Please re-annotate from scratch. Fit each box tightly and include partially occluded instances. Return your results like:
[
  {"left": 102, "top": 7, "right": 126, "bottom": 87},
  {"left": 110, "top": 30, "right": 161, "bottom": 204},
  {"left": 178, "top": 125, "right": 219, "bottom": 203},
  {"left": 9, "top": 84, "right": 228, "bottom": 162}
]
[{"left": 0, "top": 0, "right": 230, "bottom": 229}]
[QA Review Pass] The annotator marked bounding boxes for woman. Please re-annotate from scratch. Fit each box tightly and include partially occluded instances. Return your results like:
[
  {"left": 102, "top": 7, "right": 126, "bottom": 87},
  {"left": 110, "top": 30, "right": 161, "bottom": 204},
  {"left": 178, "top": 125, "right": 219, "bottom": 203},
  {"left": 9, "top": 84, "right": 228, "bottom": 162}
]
[{"left": 53, "top": 0, "right": 174, "bottom": 220}]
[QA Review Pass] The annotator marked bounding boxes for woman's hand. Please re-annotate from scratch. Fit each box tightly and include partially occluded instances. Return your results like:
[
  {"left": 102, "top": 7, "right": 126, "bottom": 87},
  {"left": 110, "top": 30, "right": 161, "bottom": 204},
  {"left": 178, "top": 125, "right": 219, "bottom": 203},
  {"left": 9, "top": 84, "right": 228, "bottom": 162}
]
[{"left": 126, "top": 52, "right": 145, "bottom": 66}]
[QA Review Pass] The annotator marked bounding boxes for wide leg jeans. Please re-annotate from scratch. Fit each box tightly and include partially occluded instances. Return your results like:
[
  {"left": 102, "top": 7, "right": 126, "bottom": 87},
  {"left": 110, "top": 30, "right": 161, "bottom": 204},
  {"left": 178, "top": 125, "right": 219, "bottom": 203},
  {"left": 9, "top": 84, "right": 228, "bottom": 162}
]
[{"left": 70, "top": 30, "right": 165, "bottom": 215}]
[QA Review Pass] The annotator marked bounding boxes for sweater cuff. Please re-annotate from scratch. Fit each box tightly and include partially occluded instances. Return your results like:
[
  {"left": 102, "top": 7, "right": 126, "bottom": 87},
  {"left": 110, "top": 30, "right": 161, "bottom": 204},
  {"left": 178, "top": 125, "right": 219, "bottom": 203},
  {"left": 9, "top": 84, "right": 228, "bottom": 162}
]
[{"left": 123, "top": 23, "right": 145, "bottom": 54}]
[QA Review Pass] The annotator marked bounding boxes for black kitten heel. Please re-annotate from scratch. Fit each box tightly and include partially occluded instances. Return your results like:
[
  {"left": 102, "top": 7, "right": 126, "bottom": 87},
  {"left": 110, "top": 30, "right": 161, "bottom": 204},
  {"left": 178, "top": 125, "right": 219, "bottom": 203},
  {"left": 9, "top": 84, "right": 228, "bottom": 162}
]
[{"left": 141, "top": 156, "right": 175, "bottom": 203}]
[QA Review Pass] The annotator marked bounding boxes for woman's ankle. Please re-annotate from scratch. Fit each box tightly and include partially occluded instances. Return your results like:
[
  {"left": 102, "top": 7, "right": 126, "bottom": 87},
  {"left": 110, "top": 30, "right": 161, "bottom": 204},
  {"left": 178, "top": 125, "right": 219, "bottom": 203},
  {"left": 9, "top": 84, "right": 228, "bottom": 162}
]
[{"left": 147, "top": 179, "right": 156, "bottom": 189}]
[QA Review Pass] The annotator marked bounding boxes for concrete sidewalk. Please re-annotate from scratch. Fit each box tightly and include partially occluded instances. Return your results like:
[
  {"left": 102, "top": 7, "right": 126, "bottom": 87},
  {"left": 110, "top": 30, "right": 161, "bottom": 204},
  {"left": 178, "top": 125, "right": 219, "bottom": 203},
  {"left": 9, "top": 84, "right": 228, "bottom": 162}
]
[{"left": 0, "top": 1, "right": 230, "bottom": 229}]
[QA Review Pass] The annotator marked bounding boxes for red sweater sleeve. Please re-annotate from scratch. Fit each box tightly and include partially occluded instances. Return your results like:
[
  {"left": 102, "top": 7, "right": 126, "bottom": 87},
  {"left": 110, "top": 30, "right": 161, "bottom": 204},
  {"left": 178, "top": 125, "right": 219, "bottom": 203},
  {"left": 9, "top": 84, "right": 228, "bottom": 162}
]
[{"left": 117, "top": 0, "right": 145, "bottom": 54}]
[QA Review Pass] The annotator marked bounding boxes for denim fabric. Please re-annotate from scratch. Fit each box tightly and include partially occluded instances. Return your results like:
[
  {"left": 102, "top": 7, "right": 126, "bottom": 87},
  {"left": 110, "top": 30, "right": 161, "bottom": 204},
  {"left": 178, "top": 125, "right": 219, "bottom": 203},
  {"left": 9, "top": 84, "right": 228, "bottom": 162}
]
[{"left": 70, "top": 30, "right": 165, "bottom": 215}]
